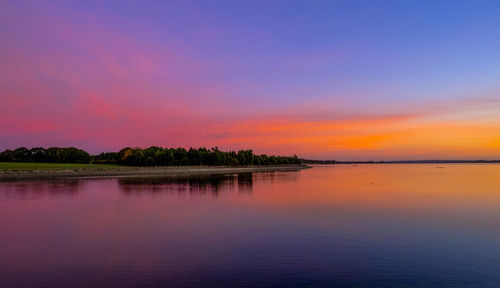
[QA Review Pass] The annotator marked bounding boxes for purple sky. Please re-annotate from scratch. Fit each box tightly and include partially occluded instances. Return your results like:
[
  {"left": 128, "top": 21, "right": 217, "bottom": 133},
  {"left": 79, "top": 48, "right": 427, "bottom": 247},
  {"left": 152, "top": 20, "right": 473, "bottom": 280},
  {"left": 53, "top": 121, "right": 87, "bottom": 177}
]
[{"left": 1, "top": 0, "right": 500, "bottom": 160}]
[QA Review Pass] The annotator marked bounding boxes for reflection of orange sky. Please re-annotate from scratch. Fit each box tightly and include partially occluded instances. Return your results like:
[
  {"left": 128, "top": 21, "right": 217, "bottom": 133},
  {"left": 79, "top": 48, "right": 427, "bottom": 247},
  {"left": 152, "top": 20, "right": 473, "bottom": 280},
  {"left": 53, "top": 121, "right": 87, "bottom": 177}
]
[
  {"left": 248, "top": 165, "right": 500, "bottom": 213},
  {"left": 2, "top": 165, "right": 500, "bottom": 271}
]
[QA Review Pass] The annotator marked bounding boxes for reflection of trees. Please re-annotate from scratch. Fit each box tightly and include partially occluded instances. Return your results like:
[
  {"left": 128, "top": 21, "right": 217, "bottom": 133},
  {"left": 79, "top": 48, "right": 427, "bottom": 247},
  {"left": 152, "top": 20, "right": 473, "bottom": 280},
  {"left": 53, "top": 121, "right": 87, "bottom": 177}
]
[
  {"left": 237, "top": 173, "right": 253, "bottom": 194},
  {"left": 119, "top": 173, "right": 255, "bottom": 197},
  {"left": 0, "top": 179, "right": 81, "bottom": 200},
  {"left": 252, "top": 171, "right": 299, "bottom": 184}
]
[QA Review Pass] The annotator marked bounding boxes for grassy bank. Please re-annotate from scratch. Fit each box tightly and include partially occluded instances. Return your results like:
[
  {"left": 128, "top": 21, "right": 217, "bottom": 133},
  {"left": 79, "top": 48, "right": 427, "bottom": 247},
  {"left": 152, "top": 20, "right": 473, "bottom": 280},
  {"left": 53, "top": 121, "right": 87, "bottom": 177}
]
[
  {"left": 0, "top": 162, "right": 122, "bottom": 171},
  {"left": 0, "top": 162, "right": 310, "bottom": 180}
]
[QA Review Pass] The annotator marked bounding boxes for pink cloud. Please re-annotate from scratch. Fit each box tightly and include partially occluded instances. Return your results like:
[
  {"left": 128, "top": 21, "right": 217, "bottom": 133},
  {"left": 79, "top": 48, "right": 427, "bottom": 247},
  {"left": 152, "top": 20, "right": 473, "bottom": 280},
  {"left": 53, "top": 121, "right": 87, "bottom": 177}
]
[{"left": 1, "top": 3, "right": 500, "bottom": 160}]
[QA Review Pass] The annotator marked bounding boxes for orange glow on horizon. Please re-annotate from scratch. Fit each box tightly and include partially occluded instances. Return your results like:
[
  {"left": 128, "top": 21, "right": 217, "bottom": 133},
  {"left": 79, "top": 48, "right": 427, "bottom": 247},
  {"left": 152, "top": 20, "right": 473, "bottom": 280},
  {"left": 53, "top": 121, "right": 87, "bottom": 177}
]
[{"left": 201, "top": 111, "right": 500, "bottom": 160}]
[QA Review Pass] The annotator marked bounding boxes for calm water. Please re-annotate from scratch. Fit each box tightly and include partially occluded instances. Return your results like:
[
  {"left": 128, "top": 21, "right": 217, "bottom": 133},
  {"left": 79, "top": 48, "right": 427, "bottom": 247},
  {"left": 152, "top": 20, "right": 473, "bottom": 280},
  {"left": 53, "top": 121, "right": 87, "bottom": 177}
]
[{"left": 1, "top": 164, "right": 500, "bottom": 287}]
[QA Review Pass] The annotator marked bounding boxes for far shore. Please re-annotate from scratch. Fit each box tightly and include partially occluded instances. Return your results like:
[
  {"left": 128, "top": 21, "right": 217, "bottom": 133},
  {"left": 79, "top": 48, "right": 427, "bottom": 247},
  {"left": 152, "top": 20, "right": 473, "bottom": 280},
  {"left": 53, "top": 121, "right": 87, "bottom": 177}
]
[{"left": 0, "top": 164, "right": 311, "bottom": 180}]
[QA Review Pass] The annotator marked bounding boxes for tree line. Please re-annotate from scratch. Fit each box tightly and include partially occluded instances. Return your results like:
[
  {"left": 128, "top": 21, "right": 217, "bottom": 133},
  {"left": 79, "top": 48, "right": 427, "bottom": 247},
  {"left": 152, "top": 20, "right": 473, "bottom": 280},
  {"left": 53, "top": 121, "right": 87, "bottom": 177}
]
[
  {"left": 0, "top": 147, "right": 91, "bottom": 163},
  {"left": 0, "top": 146, "right": 301, "bottom": 166}
]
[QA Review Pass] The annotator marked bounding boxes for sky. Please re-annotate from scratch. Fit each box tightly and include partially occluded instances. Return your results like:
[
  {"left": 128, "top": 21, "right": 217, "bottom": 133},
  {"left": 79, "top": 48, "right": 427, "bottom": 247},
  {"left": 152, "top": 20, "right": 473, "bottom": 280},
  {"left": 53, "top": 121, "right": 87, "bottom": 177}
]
[{"left": 1, "top": 0, "right": 500, "bottom": 160}]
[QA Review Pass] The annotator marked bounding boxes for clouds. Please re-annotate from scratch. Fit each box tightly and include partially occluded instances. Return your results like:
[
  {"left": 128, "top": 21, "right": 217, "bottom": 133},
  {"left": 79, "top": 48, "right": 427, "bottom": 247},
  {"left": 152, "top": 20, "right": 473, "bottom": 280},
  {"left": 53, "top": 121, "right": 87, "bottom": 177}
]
[{"left": 1, "top": 1, "right": 500, "bottom": 159}]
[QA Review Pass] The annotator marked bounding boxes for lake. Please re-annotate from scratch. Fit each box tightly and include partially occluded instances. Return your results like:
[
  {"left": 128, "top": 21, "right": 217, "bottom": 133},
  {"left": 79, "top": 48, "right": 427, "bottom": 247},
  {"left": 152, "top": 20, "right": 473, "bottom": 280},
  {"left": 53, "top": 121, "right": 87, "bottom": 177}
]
[{"left": 1, "top": 164, "right": 500, "bottom": 287}]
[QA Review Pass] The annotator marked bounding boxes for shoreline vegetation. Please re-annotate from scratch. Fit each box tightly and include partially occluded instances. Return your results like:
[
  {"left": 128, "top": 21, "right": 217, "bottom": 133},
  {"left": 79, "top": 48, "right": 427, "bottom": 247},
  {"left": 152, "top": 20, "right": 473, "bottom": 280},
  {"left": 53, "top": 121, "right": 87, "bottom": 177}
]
[
  {"left": 0, "top": 146, "right": 308, "bottom": 180},
  {"left": 0, "top": 146, "right": 300, "bottom": 166}
]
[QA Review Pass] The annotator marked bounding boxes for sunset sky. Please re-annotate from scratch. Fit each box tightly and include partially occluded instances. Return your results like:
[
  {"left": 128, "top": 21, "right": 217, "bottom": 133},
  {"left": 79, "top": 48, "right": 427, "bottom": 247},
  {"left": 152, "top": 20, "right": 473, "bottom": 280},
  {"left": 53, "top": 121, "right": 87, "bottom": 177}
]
[{"left": 1, "top": 0, "right": 500, "bottom": 160}]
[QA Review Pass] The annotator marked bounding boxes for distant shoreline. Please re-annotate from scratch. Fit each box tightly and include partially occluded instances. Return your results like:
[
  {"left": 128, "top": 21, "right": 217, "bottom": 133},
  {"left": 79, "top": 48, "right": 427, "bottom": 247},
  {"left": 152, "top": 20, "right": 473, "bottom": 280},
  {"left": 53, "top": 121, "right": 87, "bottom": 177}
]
[
  {"left": 302, "top": 160, "right": 500, "bottom": 164},
  {"left": 0, "top": 164, "right": 311, "bottom": 180}
]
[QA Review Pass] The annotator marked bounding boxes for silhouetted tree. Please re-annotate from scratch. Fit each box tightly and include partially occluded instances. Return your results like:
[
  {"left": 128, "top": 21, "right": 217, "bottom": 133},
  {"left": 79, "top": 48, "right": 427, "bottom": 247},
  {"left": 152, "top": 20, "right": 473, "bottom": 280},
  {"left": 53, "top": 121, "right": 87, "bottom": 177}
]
[{"left": 1, "top": 146, "right": 302, "bottom": 166}]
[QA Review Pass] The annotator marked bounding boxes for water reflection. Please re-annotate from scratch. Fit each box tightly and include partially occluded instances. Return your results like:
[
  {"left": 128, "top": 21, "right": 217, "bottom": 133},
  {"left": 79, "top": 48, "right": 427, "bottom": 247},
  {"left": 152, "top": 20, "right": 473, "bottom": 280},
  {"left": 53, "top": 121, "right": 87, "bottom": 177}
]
[
  {"left": 253, "top": 171, "right": 300, "bottom": 184},
  {"left": 118, "top": 173, "right": 256, "bottom": 197},
  {"left": 0, "top": 179, "right": 82, "bottom": 200},
  {"left": 237, "top": 173, "right": 253, "bottom": 194},
  {"left": 6, "top": 166, "right": 500, "bottom": 287},
  {"left": 0, "top": 171, "right": 301, "bottom": 201}
]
